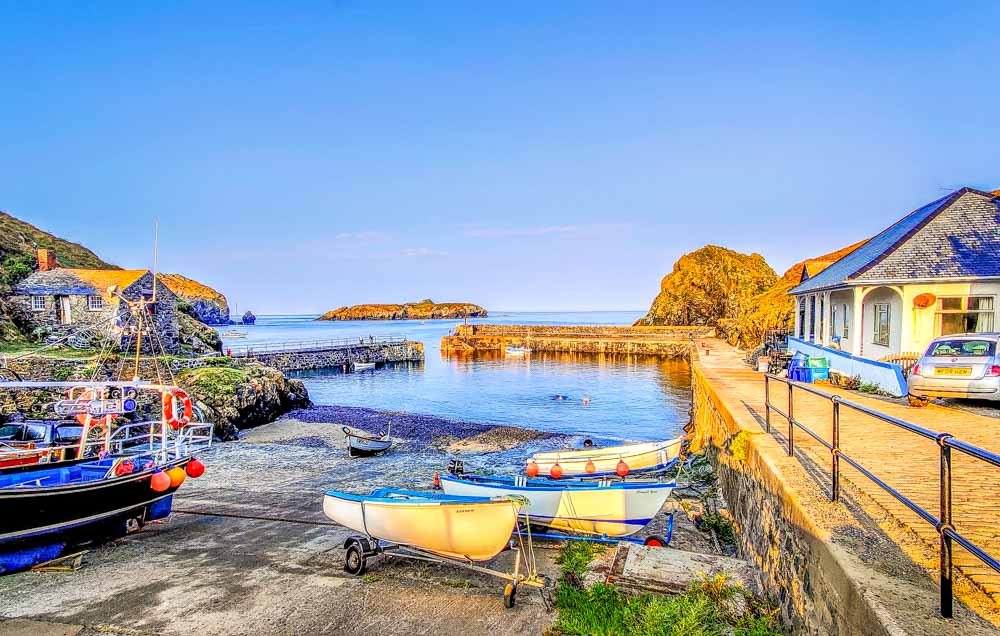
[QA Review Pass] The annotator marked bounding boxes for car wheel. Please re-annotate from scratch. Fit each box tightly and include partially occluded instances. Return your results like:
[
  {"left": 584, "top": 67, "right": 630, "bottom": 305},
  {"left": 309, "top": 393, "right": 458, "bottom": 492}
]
[{"left": 907, "top": 394, "right": 930, "bottom": 408}]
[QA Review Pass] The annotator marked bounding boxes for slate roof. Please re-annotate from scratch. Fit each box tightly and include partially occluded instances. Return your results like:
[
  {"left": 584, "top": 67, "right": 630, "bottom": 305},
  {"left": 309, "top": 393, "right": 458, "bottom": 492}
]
[
  {"left": 13, "top": 269, "right": 149, "bottom": 299},
  {"left": 791, "top": 188, "right": 1000, "bottom": 294}
]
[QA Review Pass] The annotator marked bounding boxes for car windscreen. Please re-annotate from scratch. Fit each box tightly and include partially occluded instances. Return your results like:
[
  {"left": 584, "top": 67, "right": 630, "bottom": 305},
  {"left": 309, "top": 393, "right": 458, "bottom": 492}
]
[{"left": 926, "top": 339, "right": 997, "bottom": 357}]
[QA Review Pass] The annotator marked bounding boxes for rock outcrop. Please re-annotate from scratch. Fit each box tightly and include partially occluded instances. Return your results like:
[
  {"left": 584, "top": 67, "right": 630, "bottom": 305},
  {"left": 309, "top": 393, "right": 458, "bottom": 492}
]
[
  {"left": 317, "top": 299, "right": 487, "bottom": 321},
  {"left": 175, "top": 363, "right": 310, "bottom": 439},
  {"left": 160, "top": 273, "right": 231, "bottom": 325},
  {"left": 636, "top": 246, "right": 777, "bottom": 331},
  {"left": 723, "top": 240, "right": 867, "bottom": 348}
]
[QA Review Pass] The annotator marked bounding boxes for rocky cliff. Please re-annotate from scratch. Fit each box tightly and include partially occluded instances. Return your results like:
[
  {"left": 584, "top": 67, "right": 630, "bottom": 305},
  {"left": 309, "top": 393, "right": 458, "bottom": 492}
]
[
  {"left": 723, "top": 240, "right": 867, "bottom": 348},
  {"left": 636, "top": 246, "right": 777, "bottom": 331},
  {"left": 160, "top": 273, "right": 231, "bottom": 325},
  {"left": 318, "top": 299, "right": 487, "bottom": 321}
]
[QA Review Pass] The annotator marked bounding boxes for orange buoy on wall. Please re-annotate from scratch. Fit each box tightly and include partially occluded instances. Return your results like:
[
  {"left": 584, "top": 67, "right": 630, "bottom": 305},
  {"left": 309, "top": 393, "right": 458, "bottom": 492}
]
[
  {"left": 526, "top": 461, "right": 540, "bottom": 477},
  {"left": 550, "top": 463, "right": 564, "bottom": 479},
  {"left": 616, "top": 460, "right": 630, "bottom": 477},
  {"left": 585, "top": 460, "right": 596, "bottom": 474}
]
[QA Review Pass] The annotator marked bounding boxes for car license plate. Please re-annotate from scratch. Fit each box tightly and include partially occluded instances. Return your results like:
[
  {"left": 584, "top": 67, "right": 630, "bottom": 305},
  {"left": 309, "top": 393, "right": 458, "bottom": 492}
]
[{"left": 934, "top": 367, "right": 972, "bottom": 376}]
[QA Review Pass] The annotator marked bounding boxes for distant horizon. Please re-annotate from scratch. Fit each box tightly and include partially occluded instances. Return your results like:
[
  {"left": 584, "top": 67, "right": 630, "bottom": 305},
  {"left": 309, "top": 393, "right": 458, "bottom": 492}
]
[{"left": 3, "top": 3, "right": 997, "bottom": 314}]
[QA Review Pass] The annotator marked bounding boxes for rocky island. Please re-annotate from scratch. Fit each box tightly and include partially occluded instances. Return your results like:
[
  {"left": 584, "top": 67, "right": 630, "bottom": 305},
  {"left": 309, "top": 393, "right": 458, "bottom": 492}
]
[{"left": 317, "top": 299, "right": 487, "bottom": 321}]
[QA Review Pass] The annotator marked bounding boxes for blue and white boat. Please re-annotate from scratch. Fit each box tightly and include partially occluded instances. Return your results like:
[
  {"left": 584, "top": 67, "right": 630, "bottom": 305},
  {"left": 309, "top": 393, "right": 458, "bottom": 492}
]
[{"left": 440, "top": 473, "right": 674, "bottom": 538}]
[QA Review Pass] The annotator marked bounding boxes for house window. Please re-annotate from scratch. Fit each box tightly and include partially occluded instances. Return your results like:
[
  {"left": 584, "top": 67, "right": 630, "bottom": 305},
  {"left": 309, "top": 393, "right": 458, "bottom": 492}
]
[
  {"left": 873, "top": 303, "right": 890, "bottom": 346},
  {"left": 842, "top": 304, "right": 849, "bottom": 338},
  {"left": 830, "top": 305, "right": 837, "bottom": 339},
  {"left": 937, "top": 296, "right": 995, "bottom": 335},
  {"left": 31, "top": 296, "right": 46, "bottom": 311},
  {"left": 87, "top": 295, "right": 104, "bottom": 311},
  {"left": 797, "top": 298, "right": 806, "bottom": 338}
]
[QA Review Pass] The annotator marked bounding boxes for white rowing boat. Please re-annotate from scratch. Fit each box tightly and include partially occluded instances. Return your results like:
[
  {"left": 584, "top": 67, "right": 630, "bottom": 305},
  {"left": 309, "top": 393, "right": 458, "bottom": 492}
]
[
  {"left": 323, "top": 488, "right": 521, "bottom": 561},
  {"left": 343, "top": 423, "right": 392, "bottom": 457},
  {"left": 441, "top": 474, "right": 673, "bottom": 537},
  {"left": 353, "top": 362, "right": 376, "bottom": 371},
  {"left": 527, "top": 438, "right": 682, "bottom": 478}
]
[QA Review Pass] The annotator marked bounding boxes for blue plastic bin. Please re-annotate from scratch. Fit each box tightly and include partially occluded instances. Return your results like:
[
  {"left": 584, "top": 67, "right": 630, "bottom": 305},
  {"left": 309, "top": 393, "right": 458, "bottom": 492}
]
[{"left": 805, "top": 367, "right": 829, "bottom": 382}]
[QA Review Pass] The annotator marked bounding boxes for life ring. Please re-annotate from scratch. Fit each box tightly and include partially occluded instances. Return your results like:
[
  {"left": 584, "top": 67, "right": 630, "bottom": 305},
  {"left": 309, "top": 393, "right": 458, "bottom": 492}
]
[{"left": 162, "top": 389, "right": 193, "bottom": 430}]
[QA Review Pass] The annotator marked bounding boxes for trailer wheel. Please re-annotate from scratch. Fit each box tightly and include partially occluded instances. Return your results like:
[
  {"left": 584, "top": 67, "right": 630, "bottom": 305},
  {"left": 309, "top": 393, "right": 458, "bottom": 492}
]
[
  {"left": 503, "top": 583, "right": 517, "bottom": 608},
  {"left": 643, "top": 534, "right": 668, "bottom": 548},
  {"left": 344, "top": 543, "right": 368, "bottom": 575}
]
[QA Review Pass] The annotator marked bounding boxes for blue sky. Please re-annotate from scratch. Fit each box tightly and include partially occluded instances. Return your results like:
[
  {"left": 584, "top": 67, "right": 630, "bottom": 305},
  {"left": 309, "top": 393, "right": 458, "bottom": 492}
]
[{"left": 1, "top": 2, "right": 997, "bottom": 313}]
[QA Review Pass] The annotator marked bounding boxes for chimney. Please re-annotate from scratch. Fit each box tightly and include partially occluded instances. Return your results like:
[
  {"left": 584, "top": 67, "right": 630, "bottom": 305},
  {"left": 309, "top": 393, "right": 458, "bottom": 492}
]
[{"left": 37, "top": 248, "right": 57, "bottom": 272}]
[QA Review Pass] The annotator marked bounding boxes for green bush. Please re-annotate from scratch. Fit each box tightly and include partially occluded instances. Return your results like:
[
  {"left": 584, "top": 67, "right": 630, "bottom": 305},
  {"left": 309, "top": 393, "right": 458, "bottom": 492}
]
[{"left": 0, "top": 254, "right": 35, "bottom": 286}]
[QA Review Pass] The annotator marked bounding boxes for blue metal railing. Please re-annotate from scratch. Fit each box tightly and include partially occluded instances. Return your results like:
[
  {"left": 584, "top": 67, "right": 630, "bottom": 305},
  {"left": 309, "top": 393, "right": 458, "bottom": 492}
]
[{"left": 764, "top": 373, "right": 1000, "bottom": 618}]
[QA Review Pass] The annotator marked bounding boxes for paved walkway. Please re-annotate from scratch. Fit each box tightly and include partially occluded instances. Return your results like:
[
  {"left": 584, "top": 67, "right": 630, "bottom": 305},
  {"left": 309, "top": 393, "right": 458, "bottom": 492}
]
[{"left": 695, "top": 338, "right": 1000, "bottom": 603}]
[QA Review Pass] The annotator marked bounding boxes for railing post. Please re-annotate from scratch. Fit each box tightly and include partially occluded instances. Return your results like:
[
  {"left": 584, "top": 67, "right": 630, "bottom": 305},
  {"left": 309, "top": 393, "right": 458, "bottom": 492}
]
[
  {"left": 939, "top": 437, "right": 953, "bottom": 618},
  {"left": 831, "top": 397, "right": 840, "bottom": 503},
  {"left": 787, "top": 382, "right": 794, "bottom": 456},
  {"left": 764, "top": 375, "right": 771, "bottom": 434}
]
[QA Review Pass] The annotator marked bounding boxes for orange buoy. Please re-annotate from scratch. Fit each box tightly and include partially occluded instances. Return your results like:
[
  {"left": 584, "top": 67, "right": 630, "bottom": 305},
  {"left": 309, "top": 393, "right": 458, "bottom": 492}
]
[
  {"left": 616, "top": 460, "right": 630, "bottom": 477},
  {"left": 526, "top": 461, "right": 540, "bottom": 477},
  {"left": 550, "top": 463, "right": 564, "bottom": 479},
  {"left": 433, "top": 471, "right": 441, "bottom": 489},
  {"left": 585, "top": 460, "right": 596, "bottom": 474},
  {"left": 185, "top": 458, "right": 205, "bottom": 478},
  {"left": 150, "top": 471, "right": 171, "bottom": 492},
  {"left": 167, "top": 466, "right": 187, "bottom": 488}
]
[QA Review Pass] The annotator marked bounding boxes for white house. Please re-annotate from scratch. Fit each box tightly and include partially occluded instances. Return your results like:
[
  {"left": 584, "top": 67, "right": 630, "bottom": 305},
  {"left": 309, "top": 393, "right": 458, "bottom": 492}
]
[{"left": 788, "top": 187, "right": 1000, "bottom": 394}]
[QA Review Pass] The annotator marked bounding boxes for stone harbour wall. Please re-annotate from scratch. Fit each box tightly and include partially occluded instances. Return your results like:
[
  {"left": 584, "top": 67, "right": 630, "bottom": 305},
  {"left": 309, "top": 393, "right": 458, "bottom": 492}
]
[
  {"left": 241, "top": 341, "right": 425, "bottom": 372},
  {"left": 689, "top": 360, "right": 904, "bottom": 635},
  {"left": 441, "top": 324, "right": 712, "bottom": 355}
]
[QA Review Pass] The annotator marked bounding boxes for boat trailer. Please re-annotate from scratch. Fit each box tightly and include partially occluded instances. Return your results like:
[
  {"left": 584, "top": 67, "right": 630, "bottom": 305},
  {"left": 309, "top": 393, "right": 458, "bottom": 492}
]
[{"left": 341, "top": 535, "right": 546, "bottom": 608}]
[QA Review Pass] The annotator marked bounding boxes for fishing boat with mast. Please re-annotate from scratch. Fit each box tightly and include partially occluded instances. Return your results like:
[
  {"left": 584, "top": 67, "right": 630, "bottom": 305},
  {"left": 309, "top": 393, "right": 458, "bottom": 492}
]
[{"left": 0, "top": 244, "right": 214, "bottom": 573}]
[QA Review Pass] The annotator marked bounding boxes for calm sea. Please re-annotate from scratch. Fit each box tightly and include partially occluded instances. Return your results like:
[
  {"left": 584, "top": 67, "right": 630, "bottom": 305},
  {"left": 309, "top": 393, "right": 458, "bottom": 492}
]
[{"left": 217, "top": 311, "right": 690, "bottom": 441}]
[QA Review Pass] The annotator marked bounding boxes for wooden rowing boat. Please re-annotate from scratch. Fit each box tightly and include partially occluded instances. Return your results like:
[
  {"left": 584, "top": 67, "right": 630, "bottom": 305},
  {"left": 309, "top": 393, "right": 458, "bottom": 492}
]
[
  {"left": 527, "top": 438, "right": 682, "bottom": 478},
  {"left": 343, "top": 423, "right": 392, "bottom": 457},
  {"left": 441, "top": 474, "right": 673, "bottom": 537},
  {"left": 322, "top": 488, "right": 521, "bottom": 561}
]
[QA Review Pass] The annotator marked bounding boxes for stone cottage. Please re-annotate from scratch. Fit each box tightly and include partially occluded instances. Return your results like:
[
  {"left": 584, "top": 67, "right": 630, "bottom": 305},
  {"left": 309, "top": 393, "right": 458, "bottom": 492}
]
[{"left": 10, "top": 250, "right": 180, "bottom": 353}]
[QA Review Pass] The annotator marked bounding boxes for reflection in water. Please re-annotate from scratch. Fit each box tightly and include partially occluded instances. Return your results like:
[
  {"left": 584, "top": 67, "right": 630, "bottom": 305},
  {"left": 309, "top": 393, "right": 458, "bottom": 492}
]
[{"left": 294, "top": 351, "right": 691, "bottom": 441}]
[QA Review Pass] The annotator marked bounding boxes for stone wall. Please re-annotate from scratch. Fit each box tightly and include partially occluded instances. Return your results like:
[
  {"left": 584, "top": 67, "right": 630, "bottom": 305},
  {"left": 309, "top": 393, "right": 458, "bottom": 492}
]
[
  {"left": 688, "top": 358, "right": 920, "bottom": 634},
  {"left": 441, "top": 324, "right": 712, "bottom": 355},
  {"left": 240, "top": 341, "right": 425, "bottom": 372}
]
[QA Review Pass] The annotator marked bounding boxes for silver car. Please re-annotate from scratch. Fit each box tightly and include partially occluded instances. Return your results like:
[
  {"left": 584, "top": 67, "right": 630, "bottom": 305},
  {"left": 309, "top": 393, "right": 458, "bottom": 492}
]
[{"left": 907, "top": 333, "right": 1000, "bottom": 402}]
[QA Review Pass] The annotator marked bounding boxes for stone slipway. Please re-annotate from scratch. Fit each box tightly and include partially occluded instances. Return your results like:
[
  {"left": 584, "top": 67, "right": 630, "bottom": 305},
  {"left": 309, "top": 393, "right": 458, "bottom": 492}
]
[{"left": 690, "top": 338, "right": 1000, "bottom": 634}]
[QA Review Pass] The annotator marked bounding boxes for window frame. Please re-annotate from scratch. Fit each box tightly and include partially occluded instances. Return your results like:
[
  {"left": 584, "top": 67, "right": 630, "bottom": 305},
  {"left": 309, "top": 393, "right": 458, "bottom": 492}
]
[
  {"left": 87, "top": 295, "right": 105, "bottom": 311},
  {"left": 30, "top": 295, "right": 46, "bottom": 311},
  {"left": 842, "top": 303, "right": 849, "bottom": 339},
  {"left": 935, "top": 295, "right": 995, "bottom": 336},
  {"left": 872, "top": 302, "right": 890, "bottom": 347}
]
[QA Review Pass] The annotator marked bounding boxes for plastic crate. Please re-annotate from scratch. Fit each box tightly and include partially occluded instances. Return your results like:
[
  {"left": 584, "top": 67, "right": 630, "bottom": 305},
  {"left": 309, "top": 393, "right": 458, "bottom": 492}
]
[
  {"left": 806, "top": 357, "right": 829, "bottom": 368},
  {"left": 805, "top": 367, "right": 829, "bottom": 382}
]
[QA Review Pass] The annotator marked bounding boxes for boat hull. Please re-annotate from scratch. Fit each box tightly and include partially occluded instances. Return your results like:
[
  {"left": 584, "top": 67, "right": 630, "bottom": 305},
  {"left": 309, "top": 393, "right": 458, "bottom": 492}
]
[
  {"left": 442, "top": 476, "right": 673, "bottom": 537},
  {"left": 528, "top": 438, "right": 682, "bottom": 478},
  {"left": 0, "top": 457, "right": 188, "bottom": 546},
  {"left": 323, "top": 491, "right": 520, "bottom": 561}
]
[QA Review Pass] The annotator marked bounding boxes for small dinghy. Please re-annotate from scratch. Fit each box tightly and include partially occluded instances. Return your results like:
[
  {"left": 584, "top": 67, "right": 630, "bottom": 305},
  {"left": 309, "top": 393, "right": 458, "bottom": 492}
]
[
  {"left": 343, "top": 423, "right": 392, "bottom": 457},
  {"left": 527, "top": 437, "right": 682, "bottom": 478},
  {"left": 441, "top": 474, "right": 673, "bottom": 537},
  {"left": 323, "top": 488, "right": 521, "bottom": 561},
  {"left": 505, "top": 346, "right": 528, "bottom": 356},
  {"left": 353, "top": 361, "right": 376, "bottom": 372}
]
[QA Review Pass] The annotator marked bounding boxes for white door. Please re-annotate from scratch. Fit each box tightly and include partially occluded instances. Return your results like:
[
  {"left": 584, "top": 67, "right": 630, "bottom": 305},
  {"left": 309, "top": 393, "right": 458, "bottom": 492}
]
[{"left": 58, "top": 296, "right": 72, "bottom": 324}]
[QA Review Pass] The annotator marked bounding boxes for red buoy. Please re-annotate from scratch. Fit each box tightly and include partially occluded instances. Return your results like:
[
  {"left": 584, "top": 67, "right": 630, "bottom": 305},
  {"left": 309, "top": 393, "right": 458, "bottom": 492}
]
[
  {"left": 433, "top": 471, "right": 441, "bottom": 490},
  {"left": 167, "top": 467, "right": 187, "bottom": 488},
  {"left": 185, "top": 459, "right": 205, "bottom": 478},
  {"left": 616, "top": 460, "right": 630, "bottom": 477},
  {"left": 525, "top": 461, "right": 540, "bottom": 477},
  {"left": 585, "top": 460, "right": 596, "bottom": 474},
  {"left": 150, "top": 471, "right": 171, "bottom": 492},
  {"left": 550, "top": 463, "right": 564, "bottom": 479}
]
